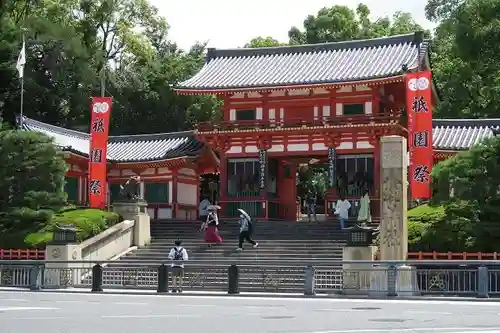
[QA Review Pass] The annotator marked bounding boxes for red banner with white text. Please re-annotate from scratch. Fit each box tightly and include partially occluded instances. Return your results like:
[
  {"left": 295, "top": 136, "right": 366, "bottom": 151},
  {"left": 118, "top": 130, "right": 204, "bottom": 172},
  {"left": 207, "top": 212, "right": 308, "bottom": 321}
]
[
  {"left": 406, "top": 71, "right": 433, "bottom": 199},
  {"left": 88, "top": 97, "right": 112, "bottom": 209}
]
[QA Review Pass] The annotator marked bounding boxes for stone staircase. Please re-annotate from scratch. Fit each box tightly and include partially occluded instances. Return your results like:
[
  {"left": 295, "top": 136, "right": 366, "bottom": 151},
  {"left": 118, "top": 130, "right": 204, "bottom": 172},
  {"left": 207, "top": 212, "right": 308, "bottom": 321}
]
[{"left": 103, "top": 219, "right": 358, "bottom": 292}]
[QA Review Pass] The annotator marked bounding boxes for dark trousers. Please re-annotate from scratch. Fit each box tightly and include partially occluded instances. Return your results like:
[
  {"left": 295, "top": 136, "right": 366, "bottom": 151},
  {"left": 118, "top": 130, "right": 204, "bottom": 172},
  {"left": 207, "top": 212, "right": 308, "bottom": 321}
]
[{"left": 238, "top": 231, "right": 256, "bottom": 248}]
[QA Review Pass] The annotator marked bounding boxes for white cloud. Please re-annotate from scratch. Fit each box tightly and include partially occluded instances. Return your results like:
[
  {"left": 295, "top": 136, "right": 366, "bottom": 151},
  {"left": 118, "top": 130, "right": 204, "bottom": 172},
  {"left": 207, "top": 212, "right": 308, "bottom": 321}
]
[{"left": 150, "top": 0, "right": 435, "bottom": 50}]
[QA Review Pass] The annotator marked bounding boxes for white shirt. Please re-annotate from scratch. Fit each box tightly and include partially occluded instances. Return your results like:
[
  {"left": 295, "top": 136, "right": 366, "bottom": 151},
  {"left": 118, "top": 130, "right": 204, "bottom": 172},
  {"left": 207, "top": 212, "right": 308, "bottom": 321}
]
[
  {"left": 199, "top": 199, "right": 210, "bottom": 216},
  {"left": 168, "top": 246, "right": 188, "bottom": 268},
  {"left": 335, "top": 199, "right": 351, "bottom": 219}
]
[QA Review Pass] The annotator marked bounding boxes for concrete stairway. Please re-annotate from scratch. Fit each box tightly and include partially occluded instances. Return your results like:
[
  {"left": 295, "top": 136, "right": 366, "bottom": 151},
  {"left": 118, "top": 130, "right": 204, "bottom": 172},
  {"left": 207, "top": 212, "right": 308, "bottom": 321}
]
[{"left": 104, "top": 219, "right": 355, "bottom": 292}]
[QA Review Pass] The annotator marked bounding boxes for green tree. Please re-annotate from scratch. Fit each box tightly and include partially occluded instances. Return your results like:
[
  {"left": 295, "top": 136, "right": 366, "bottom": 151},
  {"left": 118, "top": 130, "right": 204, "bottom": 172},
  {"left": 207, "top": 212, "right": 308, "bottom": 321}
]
[
  {"left": 0, "top": 0, "right": 220, "bottom": 135},
  {"left": 427, "top": 137, "right": 500, "bottom": 251},
  {"left": 426, "top": 0, "right": 500, "bottom": 118},
  {"left": 244, "top": 36, "right": 284, "bottom": 48},
  {"left": 288, "top": 3, "right": 427, "bottom": 44},
  {"left": 0, "top": 130, "right": 67, "bottom": 239}
]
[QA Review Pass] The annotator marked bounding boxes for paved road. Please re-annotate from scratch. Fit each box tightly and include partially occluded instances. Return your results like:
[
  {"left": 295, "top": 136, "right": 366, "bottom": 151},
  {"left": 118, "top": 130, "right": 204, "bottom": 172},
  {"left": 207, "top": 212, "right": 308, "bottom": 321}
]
[{"left": 1, "top": 292, "right": 500, "bottom": 333}]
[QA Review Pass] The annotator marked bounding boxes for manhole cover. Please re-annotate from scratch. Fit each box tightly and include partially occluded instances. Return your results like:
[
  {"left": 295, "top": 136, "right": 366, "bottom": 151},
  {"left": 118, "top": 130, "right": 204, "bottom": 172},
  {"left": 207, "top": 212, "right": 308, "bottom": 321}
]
[
  {"left": 261, "top": 316, "right": 295, "bottom": 320},
  {"left": 351, "top": 307, "right": 381, "bottom": 310},
  {"left": 370, "top": 319, "right": 407, "bottom": 323}
]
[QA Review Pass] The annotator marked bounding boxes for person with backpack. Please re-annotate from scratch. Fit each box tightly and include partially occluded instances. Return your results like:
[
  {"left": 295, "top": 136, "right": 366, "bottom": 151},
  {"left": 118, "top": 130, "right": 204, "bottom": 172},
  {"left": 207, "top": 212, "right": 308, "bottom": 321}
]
[
  {"left": 236, "top": 208, "right": 258, "bottom": 251},
  {"left": 168, "top": 239, "right": 188, "bottom": 293}
]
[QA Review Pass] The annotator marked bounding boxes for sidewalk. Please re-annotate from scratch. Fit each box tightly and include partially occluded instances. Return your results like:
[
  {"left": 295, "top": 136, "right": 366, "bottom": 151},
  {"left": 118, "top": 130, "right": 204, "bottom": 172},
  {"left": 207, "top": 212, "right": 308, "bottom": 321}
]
[{"left": 1, "top": 286, "right": 499, "bottom": 302}]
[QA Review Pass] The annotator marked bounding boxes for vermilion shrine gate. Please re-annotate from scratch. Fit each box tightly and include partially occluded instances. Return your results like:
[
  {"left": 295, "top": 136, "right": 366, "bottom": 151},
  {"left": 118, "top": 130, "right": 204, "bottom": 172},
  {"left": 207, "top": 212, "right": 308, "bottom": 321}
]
[{"left": 175, "top": 32, "right": 437, "bottom": 220}]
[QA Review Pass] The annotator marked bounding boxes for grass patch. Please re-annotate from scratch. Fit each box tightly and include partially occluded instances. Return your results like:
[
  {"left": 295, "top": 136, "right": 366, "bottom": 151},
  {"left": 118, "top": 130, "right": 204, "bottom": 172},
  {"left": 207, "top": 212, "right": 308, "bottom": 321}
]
[{"left": 20, "top": 208, "right": 121, "bottom": 248}]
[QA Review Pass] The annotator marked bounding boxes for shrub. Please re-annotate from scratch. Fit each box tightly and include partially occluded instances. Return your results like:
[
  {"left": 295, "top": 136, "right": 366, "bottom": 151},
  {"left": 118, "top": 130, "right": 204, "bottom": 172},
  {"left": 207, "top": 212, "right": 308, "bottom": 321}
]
[
  {"left": 0, "top": 130, "right": 67, "bottom": 233},
  {"left": 24, "top": 208, "right": 121, "bottom": 248}
]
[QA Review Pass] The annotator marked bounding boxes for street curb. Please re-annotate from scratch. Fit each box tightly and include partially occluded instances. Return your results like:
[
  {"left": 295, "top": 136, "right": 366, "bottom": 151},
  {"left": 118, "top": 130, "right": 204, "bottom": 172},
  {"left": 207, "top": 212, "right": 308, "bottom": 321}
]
[{"left": 1, "top": 288, "right": 499, "bottom": 302}]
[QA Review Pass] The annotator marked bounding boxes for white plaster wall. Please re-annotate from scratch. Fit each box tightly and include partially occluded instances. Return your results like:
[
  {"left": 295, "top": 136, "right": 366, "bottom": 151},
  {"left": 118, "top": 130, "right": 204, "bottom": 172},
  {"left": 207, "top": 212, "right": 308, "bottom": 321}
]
[
  {"left": 158, "top": 167, "right": 169, "bottom": 174},
  {"left": 179, "top": 168, "right": 196, "bottom": 176},
  {"left": 227, "top": 146, "right": 243, "bottom": 154},
  {"left": 365, "top": 101, "right": 373, "bottom": 115},
  {"left": 157, "top": 208, "right": 172, "bottom": 219},
  {"left": 121, "top": 169, "right": 136, "bottom": 176},
  {"left": 177, "top": 183, "right": 198, "bottom": 205},
  {"left": 168, "top": 180, "right": 173, "bottom": 203}
]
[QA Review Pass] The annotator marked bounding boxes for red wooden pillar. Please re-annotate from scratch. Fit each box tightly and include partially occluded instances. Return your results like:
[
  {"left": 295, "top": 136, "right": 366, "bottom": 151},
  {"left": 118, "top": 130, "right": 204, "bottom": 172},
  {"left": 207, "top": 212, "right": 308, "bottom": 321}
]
[
  {"left": 171, "top": 168, "right": 179, "bottom": 218},
  {"left": 370, "top": 134, "right": 381, "bottom": 220},
  {"left": 219, "top": 152, "right": 228, "bottom": 216}
]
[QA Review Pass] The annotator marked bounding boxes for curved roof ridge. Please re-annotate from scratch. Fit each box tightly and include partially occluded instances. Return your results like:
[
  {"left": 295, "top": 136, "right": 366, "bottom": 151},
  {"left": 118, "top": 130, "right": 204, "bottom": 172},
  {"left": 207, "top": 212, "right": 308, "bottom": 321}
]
[
  {"left": 433, "top": 118, "right": 500, "bottom": 128},
  {"left": 21, "top": 116, "right": 90, "bottom": 139},
  {"left": 20, "top": 116, "right": 197, "bottom": 140},
  {"left": 208, "top": 32, "right": 422, "bottom": 59},
  {"left": 109, "top": 130, "right": 196, "bottom": 142}
]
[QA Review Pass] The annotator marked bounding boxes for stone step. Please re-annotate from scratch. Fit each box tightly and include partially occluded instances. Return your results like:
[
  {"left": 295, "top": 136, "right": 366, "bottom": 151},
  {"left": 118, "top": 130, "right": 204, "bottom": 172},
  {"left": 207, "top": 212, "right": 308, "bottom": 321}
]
[
  {"left": 140, "top": 247, "right": 345, "bottom": 253},
  {"left": 147, "top": 240, "right": 346, "bottom": 245},
  {"left": 150, "top": 225, "right": 348, "bottom": 230},
  {"left": 146, "top": 241, "right": 346, "bottom": 246},
  {"left": 150, "top": 232, "right": 348, "bottom": 237},
  {"left": 124, "top": 254, "right": 343, "bottom": 260}
]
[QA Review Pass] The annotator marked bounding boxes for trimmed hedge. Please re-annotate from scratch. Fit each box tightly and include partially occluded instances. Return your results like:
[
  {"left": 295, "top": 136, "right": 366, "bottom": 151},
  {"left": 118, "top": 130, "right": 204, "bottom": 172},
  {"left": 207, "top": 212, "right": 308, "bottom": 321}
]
[
  {"left": 23, "top": 208, "right": 122, "bottom": 248},
  {"left": 408, "top": 204, "right": 445, "bottom": 252}
]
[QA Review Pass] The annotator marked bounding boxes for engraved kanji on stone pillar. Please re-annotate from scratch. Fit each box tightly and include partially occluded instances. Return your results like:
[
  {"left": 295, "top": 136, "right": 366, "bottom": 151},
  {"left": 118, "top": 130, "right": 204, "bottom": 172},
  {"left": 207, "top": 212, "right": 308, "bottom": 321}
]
[
  {"left": 379, "top": 135, "right": 408, "bottom": 261},
  {"left": 257, "top": 136, "right": 271, "bottom": 191},
  {"left": 325, "top": 134, "right": 341, "bottom": 188}
]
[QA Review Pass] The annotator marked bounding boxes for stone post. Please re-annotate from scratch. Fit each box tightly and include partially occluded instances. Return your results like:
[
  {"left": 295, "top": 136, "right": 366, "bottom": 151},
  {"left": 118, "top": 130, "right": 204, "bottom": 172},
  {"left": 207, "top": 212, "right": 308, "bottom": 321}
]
[
  {"left": 113, "top": 200, "right": 151, "bottom": 247},
  {"left": 379, "top": 135, "right": 408, "bottom": 260},
  {"left": 45, "top": 225, "right": 83, "bottom": 288},
  {"left": 342, "top": 246, "right": 377, "bottom": 295},
  {"left": 379, "top": 135, "right": 418, "bottom": 296}
]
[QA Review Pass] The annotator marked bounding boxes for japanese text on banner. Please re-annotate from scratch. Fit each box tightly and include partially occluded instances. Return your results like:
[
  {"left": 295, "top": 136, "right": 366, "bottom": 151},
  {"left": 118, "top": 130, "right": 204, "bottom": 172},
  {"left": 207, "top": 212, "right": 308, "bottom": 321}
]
[
  {"left": 88, "top": 97, "right": 112, "bottom": 209},
  {"left": 406, "top": 71, "right": 433, "bottom": 199}
]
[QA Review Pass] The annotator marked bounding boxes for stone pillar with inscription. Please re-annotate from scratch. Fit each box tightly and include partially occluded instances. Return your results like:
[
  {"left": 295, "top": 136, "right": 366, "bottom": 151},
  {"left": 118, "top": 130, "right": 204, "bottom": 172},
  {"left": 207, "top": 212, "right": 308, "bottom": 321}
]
[
  {"left": 380, "top": 135, "right": 408, "bottom": 260},
  {"left": 379, "top": 135, "right": 418, "bottom": 295}
]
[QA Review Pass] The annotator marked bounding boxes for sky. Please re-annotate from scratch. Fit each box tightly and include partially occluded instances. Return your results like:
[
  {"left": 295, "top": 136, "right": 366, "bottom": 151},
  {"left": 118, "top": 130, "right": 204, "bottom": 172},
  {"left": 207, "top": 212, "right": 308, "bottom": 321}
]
[{"left": 149, "top": 0, "right": 435, "bottom": 51}]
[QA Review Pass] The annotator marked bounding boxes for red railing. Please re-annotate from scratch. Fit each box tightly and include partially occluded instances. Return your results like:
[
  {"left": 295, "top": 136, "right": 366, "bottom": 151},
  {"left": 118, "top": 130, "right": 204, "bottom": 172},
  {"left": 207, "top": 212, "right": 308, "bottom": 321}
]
[
  {"left": 407, "top": 252, "right": 500, "bottom": 260},
  {"left": 0, "top": 248, "right": 497, "bottom": 261},
  {"left": 0, "top": 249, "right": 45, "bottom": 260},
  {"left": 197, "top": 112, "right": 403, "bottom": 132}
]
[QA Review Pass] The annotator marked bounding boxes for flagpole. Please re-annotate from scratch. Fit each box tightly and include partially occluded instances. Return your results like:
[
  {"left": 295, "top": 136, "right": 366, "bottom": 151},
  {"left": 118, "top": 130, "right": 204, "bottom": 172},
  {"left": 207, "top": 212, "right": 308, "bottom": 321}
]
[{"left": 19, "top": 32, "right": 25, "bottom": 128}]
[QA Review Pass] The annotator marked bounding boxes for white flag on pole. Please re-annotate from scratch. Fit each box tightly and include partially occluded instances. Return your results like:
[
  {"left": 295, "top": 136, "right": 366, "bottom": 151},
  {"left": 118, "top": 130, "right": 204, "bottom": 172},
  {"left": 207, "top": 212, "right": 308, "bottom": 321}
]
[{"left": 16, "top": 41, "right": 26, "bottom": 78}]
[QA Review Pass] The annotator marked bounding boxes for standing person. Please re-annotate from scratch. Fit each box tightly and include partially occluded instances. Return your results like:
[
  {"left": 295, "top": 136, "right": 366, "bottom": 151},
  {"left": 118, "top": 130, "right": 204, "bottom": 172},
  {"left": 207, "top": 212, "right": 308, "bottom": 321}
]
[
  {"left": 167, "top": 239, "right": 188, "bottom": 293},
  {"left": 203, "top": 205, "right": 223, "bottom": 246},
  {"left": 306, "top": 189, "right": 317, "bottom": 222},
  {"left": 357, "top": 189, "right": 372, "bottom": 226},
  {"left": 198, "top": 196, "right": 211, "bottom": 224},
  {"left": 236, "top": 208, "right": 258, "bottom": 251},
  {"left": 334, "top": 194, "right": 351, "bottom": 230}
]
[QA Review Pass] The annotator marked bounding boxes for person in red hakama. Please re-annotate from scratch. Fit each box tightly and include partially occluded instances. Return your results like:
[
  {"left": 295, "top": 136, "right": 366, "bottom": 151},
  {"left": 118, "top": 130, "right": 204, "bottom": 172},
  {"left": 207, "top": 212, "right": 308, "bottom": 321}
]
[{"left": 201, "top": 205, "right": 223, "bottom": 246}]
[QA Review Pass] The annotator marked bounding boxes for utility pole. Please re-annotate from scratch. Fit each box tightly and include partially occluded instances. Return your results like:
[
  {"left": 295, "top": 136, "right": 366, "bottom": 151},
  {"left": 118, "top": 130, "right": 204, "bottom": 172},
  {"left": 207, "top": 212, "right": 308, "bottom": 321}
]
[{"left": 100, "top": 64, "right": 106, "bottom": 97}]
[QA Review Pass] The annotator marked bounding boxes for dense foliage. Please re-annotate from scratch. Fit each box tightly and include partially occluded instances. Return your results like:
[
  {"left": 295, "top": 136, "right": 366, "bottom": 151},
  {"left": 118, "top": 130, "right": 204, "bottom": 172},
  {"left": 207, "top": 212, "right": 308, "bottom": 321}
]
[{"left": 414, "top": 137, "right": 500, "bottom": 252}]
